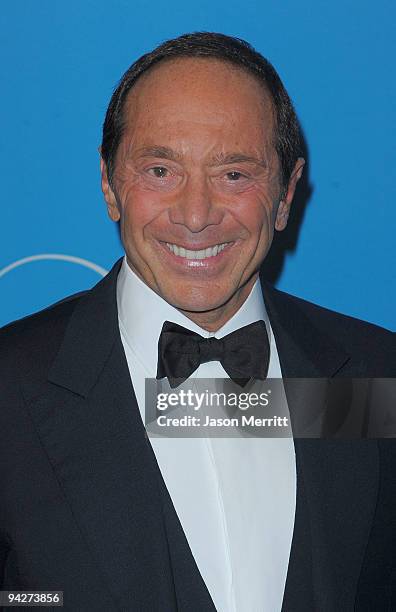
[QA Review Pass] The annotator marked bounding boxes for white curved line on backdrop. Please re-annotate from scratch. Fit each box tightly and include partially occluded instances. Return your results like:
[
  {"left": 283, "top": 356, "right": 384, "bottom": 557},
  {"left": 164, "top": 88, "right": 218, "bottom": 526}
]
[{"left": 0, "top": 254, "right": 109, "bottom": 279}]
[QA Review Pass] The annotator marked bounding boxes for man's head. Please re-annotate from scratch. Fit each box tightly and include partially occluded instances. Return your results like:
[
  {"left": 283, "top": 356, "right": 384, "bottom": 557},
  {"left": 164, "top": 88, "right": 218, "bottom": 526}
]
[{"left": 100, "top": 32, "right": 304, "bottom": 330}]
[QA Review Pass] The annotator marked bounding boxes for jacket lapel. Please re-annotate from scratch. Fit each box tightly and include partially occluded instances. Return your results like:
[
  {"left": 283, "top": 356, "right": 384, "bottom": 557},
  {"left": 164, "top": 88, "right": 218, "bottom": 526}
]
[
  {"left": 24, "top": 260, "right": 180, "bottom": 610},
  {"left": 262, "top": 280, "right": 379, "bottom": 610}
]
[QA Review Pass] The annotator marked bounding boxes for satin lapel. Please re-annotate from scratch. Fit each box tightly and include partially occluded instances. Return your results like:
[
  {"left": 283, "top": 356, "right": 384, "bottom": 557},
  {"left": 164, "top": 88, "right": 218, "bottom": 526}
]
[
  {"left": 23, "top": 260, "right": 178, "bottom": 610},
  {"left": 261, "top": 281, "right": 380, "bottom": 610}
]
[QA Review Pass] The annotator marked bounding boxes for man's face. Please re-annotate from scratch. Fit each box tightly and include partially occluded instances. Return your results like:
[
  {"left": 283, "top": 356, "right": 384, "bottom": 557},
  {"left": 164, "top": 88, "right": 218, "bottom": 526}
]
[{"left": 101, "top": 58, "right": 303, "bottom": 327}]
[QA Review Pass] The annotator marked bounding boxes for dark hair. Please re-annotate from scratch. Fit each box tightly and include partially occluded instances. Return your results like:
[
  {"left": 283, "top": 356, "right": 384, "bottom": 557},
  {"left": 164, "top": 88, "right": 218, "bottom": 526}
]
[{"left": 101, "top": 32, "right": 301, "bottom": 191}]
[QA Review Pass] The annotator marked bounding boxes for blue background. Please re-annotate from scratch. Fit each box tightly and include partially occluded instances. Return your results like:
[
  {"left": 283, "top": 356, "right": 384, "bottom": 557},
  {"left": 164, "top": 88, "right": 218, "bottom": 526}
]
[{"left": 1, "top": 0, "right": 395, "bottom": 330}]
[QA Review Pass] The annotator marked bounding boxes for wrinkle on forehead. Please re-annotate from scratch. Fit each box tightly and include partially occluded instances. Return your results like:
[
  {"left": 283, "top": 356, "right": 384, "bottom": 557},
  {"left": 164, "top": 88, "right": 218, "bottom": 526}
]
[
  {"left": 124, "top": 57, "right": 275, "bottom": 131},
  {"left": 114, "top": 57, "right": 280, "bottom": 179},
  {"left": 120, "top": 142, "right": 273, "bottom": 168}
]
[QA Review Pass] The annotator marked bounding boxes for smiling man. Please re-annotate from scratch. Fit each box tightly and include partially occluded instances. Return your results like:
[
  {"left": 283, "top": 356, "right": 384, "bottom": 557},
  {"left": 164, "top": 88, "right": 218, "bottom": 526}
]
[
  {"left": 1, "top": 32, "right": 395, "bottom": 612},
  {"left": 101, "top": 55, "right": 303, "bottom": 329}
]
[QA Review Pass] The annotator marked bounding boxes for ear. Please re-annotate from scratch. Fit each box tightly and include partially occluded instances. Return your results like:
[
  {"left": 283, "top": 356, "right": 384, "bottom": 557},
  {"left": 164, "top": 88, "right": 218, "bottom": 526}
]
[
  {"left": 275, "top": 157, "right": 305, "bottom": 231},
  {"left": 100, "top": 153, "right": 120, "bottom": 222}
]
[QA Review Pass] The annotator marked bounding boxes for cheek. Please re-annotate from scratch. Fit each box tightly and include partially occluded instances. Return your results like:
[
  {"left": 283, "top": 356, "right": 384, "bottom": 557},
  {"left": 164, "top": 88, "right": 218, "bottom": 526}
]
[
  {"left": 118, "top": 185, "right": 170, "bottom": 242},
  {"left": 232, "top": 193, "right": 275, "bottom": 238}
]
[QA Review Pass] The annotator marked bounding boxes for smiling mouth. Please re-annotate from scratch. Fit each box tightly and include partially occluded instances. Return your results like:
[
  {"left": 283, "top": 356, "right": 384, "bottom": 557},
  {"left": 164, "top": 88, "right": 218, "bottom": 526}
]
[{"left": 163, "top": 241, "right": 233, "bottom": 259}]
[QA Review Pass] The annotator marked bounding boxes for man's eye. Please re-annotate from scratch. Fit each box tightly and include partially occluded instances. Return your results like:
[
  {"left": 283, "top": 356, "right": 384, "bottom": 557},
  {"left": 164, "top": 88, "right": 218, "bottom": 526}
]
[
  {"left": 226, "top": 171, "right": 244, "bottom": 181},
  {"left": 149, "top": 167, "right": 169, "bottom": 178}
]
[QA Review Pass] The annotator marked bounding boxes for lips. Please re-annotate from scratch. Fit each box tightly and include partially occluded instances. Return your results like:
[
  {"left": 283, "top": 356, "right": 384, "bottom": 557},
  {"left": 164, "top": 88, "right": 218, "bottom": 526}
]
[{"left": 165, "top": 241, "right": 230, "bottom": 259}]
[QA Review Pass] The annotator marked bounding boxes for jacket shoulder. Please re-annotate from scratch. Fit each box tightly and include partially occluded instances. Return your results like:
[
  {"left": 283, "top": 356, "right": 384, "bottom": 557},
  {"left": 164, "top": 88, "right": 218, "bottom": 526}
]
[
  {"left": 273, "top": 286, "right": 393, "bottom": 338},
  {"left": 0, "top": 292, "right": 87, "bottom": 379},
  {"left": 265, "top": 284, "right": 395, "bottom": 375}
]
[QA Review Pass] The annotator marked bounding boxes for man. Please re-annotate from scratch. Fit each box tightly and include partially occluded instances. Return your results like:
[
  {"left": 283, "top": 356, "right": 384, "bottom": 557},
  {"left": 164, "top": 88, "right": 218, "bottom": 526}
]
[{"left": 0, "top": 32, "right": 395, "bottom": 611}]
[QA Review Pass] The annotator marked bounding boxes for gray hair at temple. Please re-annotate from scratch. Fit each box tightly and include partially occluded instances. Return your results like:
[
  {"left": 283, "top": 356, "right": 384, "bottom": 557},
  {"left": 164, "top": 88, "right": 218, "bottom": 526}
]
[{"left": 101, "top": 31, "right": 302, "bottom": 194}]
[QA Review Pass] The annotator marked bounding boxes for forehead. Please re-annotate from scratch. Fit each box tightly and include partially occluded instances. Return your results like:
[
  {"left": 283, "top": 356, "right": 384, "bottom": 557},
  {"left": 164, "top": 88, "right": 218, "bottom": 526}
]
[{"left": 122, "top": 57, "right": 275, "bottom": 146}]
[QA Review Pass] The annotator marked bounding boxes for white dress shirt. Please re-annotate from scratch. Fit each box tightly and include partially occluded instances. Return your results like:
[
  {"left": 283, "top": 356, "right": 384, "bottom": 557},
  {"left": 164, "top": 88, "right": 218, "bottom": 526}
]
[{"left": 117, "top": 256, "right": 296, "bottom": 612}]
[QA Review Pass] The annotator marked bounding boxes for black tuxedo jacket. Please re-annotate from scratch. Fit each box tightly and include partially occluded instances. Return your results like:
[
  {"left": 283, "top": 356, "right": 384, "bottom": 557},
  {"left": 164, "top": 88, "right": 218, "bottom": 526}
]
[{"left": 0, "top": 258, "right": 395, "bottom": 611}]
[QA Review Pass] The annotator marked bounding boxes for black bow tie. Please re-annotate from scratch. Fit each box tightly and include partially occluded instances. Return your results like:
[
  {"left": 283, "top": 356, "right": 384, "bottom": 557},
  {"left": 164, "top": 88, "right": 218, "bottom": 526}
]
[{"left": 157, "top": 320, "right": 270, "bottom": 388}]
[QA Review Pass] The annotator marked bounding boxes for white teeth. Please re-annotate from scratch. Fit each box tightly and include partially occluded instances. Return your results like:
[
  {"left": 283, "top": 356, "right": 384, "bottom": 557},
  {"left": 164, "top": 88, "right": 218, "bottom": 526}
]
[{"left": 165, "top": 242, "right": 229, "bottom": 259}]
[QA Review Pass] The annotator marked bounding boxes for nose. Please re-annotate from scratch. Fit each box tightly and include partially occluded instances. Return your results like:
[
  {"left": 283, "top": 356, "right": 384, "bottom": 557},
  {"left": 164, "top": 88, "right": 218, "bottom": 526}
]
[{"left": 168, "top": 173, "right": 223, "bottom": 232}]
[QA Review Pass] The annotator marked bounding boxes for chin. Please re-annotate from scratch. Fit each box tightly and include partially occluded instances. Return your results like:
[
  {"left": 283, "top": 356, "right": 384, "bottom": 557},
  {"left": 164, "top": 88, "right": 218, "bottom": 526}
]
[{"left": 165, "top": 289, "right": 233, "bottom": 315}]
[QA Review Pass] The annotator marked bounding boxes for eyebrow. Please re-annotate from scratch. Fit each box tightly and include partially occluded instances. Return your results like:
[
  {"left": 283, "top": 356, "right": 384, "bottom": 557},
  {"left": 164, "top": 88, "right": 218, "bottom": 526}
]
[
  {"left": 134, "top": 146, "right": 267, "bottom": 168},
  {"left": 208, "top": 152, "right": 268, "bottom": 168},
  {"left": 135, "top": 146, "right": 182, "bottom": 162}
]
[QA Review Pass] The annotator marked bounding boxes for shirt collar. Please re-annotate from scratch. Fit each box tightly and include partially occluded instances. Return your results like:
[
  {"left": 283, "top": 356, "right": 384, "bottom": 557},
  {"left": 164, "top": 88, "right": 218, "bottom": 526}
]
[{"left": 116, "top": 256, "right": 270, "bottom": 375}]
